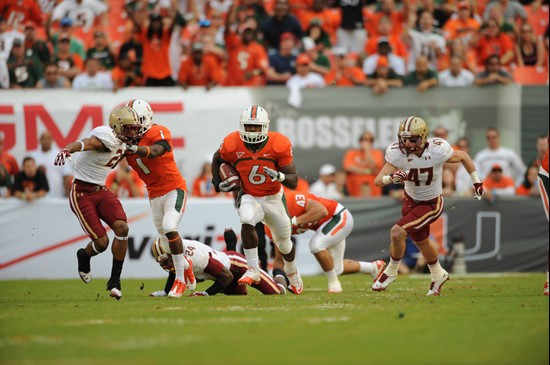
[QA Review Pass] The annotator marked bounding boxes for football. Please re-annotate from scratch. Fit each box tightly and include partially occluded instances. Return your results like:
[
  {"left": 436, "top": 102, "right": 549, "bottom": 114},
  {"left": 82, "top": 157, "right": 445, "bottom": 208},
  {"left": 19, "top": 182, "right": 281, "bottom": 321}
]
[{"left": 220, "top": 163, "right": 241, "bottom": 189}]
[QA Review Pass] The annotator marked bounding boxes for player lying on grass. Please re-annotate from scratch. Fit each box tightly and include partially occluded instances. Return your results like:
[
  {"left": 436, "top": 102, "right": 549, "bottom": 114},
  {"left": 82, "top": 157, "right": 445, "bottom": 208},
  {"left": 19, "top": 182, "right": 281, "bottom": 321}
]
[
  {"left": 267, "top": 191, "right": 386, "bottom": 293},
  {"left": 150, "top": 233, "right": 287, "bottom": 296}
]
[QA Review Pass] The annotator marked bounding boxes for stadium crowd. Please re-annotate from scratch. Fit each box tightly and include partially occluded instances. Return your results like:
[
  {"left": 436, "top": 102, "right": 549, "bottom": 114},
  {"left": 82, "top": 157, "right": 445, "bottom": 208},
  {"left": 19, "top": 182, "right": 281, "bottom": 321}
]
[{"left": 0, "top": 0, "right": 548, "bottom": 90}]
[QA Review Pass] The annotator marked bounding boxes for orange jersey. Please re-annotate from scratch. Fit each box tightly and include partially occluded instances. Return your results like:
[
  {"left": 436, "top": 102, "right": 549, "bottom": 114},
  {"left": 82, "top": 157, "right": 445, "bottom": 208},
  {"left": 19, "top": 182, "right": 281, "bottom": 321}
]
[
  {"left": 219, "top": 131, "right": 293, "bottom": 197},
  {"left": 324, "top": 66, "right": 365, "bottom": 87},
  {"left": 126, "top": 124, "right": 187, "bottom": 198},
  {"left": 178, "top": 55, "right": 224, "bottom": 86},
  {"left": 265, "top": 191, "right": 339, "bottom": 238},
  {"left": 224, "top": 31, "right": 268, "bottom": 86},
  {"left": 139, "top": 28, "right": 172, "bottom": 79},
  {"left": 542, "top": 139, "right": 549, "bottom": 174}
]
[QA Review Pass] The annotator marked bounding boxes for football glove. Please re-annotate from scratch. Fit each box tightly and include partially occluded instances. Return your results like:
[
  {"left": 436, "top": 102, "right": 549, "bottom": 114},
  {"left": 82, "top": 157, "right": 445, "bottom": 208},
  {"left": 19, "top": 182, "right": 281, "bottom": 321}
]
[
  {"left": 473, "top": 182, "right": 485, "bottom": 200},
  {"left": 189, "top": 291, "right": 209, "bottom": 297},
  {"left": 390, "top": 170, "right": 408, "bottom": 184},
  {"left": 54, "top": 149, "right": 71, "bottom": 166},
  {"left": 263, "top": 166, "right": 282, "bottom": 182},
  {"left": 149, "top": 290, "right": 167, "bottom": 297},
  {"left": 219, "top": 179, "right": 239, "bottom": 192}
]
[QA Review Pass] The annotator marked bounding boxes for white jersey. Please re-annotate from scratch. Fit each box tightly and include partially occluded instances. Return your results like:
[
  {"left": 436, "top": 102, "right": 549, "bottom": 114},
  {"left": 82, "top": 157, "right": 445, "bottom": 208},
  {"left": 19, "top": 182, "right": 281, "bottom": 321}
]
[
  {"left": 72, "top": 126, "right": 126, "bottom": 185},
  {"left": 386, "top": 138, "right": 454, "bottom": 201},
  {"left": 183, "top": 239, "right": 230, "bottom": 282}
]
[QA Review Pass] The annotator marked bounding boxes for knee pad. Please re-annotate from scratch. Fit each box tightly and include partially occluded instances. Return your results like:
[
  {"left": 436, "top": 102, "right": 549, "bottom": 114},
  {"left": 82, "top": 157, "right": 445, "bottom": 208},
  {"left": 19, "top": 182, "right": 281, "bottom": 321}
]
[
  {"left": 275, "top": 238, "right": 293, "bottom": 255},
  {"left": 162, "top": 210, "right": 181, "bottom": 234},
  {"left": 92, "top": 238, "right": 108, "bottom": 254},
  {"left": 239, "top": 203, "right": 263, "bottom": 226},
  {"left": 309, "top": 238, "right": 327, "bottom": 254}
]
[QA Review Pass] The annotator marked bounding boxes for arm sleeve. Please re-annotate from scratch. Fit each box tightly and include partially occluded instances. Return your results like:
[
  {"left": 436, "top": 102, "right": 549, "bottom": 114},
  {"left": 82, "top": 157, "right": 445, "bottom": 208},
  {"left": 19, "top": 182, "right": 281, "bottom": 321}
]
[
  {"left": 164, "top": 272, "right": 176, "bottom": 293},
  {"left": 385, "top": 143, "right": 402, "bottom": 166},
  {"left": 150, "top": 126, "right": 173, "bottom": 151}
]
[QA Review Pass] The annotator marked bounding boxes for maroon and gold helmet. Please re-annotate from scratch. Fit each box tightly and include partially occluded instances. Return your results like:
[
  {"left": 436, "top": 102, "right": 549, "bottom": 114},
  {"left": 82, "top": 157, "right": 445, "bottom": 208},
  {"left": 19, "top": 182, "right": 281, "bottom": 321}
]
[{"left": 398, "top": 116, "right": 429, "bottom": 155}]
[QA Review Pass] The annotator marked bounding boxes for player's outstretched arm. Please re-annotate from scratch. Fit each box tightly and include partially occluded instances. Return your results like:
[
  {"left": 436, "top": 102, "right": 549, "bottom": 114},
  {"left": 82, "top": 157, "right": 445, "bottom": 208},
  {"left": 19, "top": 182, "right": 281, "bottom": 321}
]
[
  {"left": 447, "top": 150, "right": 485, "bottom": 199},
  {"left": 127, "top": 144, "right": 167, "bottom": 159},
  {"left": 54, "top": 136, "right": 108, "bottom": 165},
  {"left": 374, "top": 162, "right": 400, "bottom": 187},
  {"left": 292, "top": 199, "right": 329, "bottom": 228},
  {"left": 264, "top": 163, "right": 298, "bottom": 189}
]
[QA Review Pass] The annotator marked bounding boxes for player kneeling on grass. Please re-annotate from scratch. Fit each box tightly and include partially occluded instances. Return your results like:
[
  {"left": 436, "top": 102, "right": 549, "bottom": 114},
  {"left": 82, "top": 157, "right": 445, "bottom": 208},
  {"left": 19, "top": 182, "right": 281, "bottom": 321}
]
[
  {"left": 372, "top": 116, "right": 484, "bottom": 296},
  {"left": 268, "top": 191, "right": 386, "bottom": 293},
  {"left": 150, "top": 234, "right": 287, "bottom": 297}
]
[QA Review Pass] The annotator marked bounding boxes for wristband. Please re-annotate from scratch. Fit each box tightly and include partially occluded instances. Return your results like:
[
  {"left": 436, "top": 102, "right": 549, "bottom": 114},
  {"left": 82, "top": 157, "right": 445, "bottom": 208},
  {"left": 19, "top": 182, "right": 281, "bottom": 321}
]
[
  {"left": 127, "top": 145, "right": 138, "bottom": 153},
  {"left": 470, "top": 171, "right": 481, "bottom": 184},
  {"left": 77, "top": 141, "right": 85, "bottom": 152},
  {"left": 291, "top": 216, "right": 298, "bottom": 226},
  {"left": 382, "top": 175, "right": 392, "bottom": 185},
  {"left": 145, "top": 146, "right": 151, "bottom": 158},
  {"left": 277, "top": 172, "right": 285, "bottom": 182}
]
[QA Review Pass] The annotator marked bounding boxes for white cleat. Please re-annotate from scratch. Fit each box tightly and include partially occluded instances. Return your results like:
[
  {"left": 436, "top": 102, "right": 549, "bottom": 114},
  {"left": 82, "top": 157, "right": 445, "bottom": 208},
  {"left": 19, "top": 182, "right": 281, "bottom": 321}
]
[
  {"left": 287, "top": 270, "right": 303, "bottom": 295},
  {"left": 79, "top": 271, "right": 91, "bottom": 284},
  {"left": 370, "top": 260, "right": 387, "bottom": 282},
  {"left": 372, "top": 272, "right": 397, "bottom": 292},
  {"left": 327, "top": 280, "right": 343, "bottom": 294},
  {"left": 149, "top": 290, "right": 168, "bottom": 297},
  {"left": 109, "top": 288, "right": 122, "bottom": 300},
  {"left": 426, "top": 271, "right": 449, "bottom": 296},
  {"left": 237, "top": 267, "right": 261, "bottom": 286}
]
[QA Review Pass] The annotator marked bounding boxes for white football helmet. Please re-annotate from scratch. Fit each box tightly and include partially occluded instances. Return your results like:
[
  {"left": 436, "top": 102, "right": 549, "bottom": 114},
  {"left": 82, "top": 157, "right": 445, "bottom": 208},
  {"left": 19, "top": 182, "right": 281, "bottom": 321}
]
[
  {"left": 239, "top": 105, "right": 269, "bottom": 144},
  {"left": 126, "top": 99, "right": 153, "bottom": 135}
]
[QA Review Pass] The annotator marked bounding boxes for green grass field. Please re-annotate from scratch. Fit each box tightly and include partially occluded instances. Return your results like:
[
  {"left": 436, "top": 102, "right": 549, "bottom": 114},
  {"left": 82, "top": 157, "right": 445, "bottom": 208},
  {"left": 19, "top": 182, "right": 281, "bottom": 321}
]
[{"left": 0, "top": 274, "right": 548, "bottom": 365}]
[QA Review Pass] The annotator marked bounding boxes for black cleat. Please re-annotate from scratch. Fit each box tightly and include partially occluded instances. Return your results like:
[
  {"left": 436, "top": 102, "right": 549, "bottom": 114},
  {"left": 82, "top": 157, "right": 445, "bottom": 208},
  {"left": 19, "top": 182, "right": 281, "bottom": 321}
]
[
  {"left": 107, "top": 278, "right": 122, "bottom": 300},
  {"left": 77, "top": 248, "right": 91, "bottom": 283}
]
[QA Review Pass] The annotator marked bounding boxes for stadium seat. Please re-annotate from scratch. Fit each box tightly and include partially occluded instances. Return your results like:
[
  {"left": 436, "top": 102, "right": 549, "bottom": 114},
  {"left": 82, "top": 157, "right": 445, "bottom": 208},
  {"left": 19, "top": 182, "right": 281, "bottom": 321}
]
[{"left": 513, "top": 66, "right": 548, "bottom": 85}]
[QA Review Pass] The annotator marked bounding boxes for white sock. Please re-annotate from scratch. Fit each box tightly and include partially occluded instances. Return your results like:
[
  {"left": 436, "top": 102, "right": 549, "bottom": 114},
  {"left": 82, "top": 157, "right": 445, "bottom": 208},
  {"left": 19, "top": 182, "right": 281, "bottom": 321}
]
[
  {"left": 427, "top": 260, "right": 445, "bottom": 281},
  {"left": 358, "top": 261, "right": 374, "bottom": 274},
  {"left": 547, "top": 271, "right": 549, "bottom": 282},
  {"left": 172, "top": 253, "right": 185, "bottom": 282},
  {"left": 385, "top": 257, "right": 401, "bottom": 276},
  {"left": 283, "top": 259, "right": 297, "bottom": 275},
  {"left": 244, "top": 248, "right": 260, "bottom": 271},
  {"left": 324, "top": 268, "right": 338, "bottom": 283}
]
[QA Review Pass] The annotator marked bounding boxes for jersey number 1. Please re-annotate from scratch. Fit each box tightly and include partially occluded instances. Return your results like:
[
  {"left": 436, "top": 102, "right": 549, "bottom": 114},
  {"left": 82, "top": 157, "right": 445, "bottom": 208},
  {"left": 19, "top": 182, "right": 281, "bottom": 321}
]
[{"left": 135, "top": 158, "right": 151, "bottom": 174}]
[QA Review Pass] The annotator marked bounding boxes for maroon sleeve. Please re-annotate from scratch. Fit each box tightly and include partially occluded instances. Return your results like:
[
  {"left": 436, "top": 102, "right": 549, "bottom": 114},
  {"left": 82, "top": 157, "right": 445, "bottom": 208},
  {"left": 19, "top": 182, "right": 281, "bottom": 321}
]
[{"left": 204, "top": 257, "right": 226, "bottom": 279}]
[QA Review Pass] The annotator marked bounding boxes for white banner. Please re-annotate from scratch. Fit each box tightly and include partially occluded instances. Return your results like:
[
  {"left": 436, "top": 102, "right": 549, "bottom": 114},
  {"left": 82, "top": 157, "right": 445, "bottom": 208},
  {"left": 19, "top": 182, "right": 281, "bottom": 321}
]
[
  {"left": 0, "top": 87, "right": 253, "bottom": 185},
  {"left": 0, "top": 198, "right": 319, "bottom": 279}
]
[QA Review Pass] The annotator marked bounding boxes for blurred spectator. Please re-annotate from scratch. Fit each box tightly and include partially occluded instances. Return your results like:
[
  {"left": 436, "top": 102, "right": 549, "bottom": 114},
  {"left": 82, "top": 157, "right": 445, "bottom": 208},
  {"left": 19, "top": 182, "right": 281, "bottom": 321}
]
[
  {"left": 302, "top": 36, "right": 330, "bottom": 75},
  {"left": 178, "top": 42, "right": 224, "bottom": 89},
  {"left": 368, "top": 0, "right": 407, "bottom": 38},
  {"left": 23, "top": 21, "right": 50, "bottom": 67},
  {"left": 404, "top": 56, "right": 438, "bottom": 92},
  {"left": 266, "top": 32, "right": 297, "bottom": 85},
  {"left": 334, "top": 170, "right": 347, "bottom": 197},
  {"left": 474, "top": 127, "right": 526, "bottom": 185},
  {"left": 483, "top": 0, "right": 527, "bottom": 23},
  {"left": 53, "top": 33, "right": 84, "bottom": 81},
  {"left": 51, "top": 0, "right": 108, "bottom": 33},
  {"left": 516, "top": 166, "right": 540, "bottom": 197},
  {"left": 106, "top": 159, "right": 145, "bottom": 198},
  {"left": 112, "top": 54, "right": 142, "bottom": 90},
  {"left": 364, "top": 15, "right": 407, "bottom": 58},
  {"left": 0, "top": 132, "right": 19, "bottom": 176},
  {"left": 0, "top": 15, "right": 25, "bottom": 88},
  {"left": 364, "top": 55, "right": 403, "bottom": 94},
  {"left": 343, "top": 131, "right": 384, "bottom": 197},
  {"left": 439, "top": 38, "right": 478, "bottom": 73},
  {"left": 0, "top": 0, "right": 42, "bottom": 29},
  {"left": 36, "top": 63, "right": 71, "bottom": 89},
  {"left": 134, "top": 12, "right": 176, "bottom": 86},
  {"left": 235, "top": 0, "right": 269, "bottom": 26},
  {"left": 482, "top": 163, "right": 516, "bottom": 199},
  {"left": 7, "top": 38, "right": 43, "bottom": 88},
  {"left": 531, "top": 134, "right": 549, "bottom": 168},
  {"left": 30, "top": 131, "right": 72, "bottom": 198},
  {"left": 442, "top": 167, "right": 456, "bottom": 196},
  {"left": 405, "top": 11, "right": 446, "bottom": 72},
  {"left": 192, "top": 161, "right": 219, "bottom": 197},
  {"left": 325, "top": 47, "right": 365, "bottom": 87},
  {"left": 414, "top": 0, "right": 450, "bottom": 30},
  {"left": 305, "top": 18, "right": 331, "bottom": 49},
  {"left": 362, "top": 38, "right": 406, "bottom": 76},
  {"left": 13, "top": 156, "right": 49, "bottom": 202},
  {"left": 262, "top": 0, "right": 303, "bottom": 51},
  {"left": 485, "top": 3, "right": 516, "bottom": 37},
  {"left": 48, "top": 17, "right": 86, "bottom": 60},
  {"left": 286, "top": 53, "right": 325, "bottom": 88},
  {"left": 72, "top": 58, "right": 113, "bottom": 90},
  {"left": 443, "top": 1, "right": 480, "bottom": 45},
  {"left": 454, "top": 137, "right": 474, "bottom": 195},
  {"left": 86, "top": 30, "right": 116, "bottom": 70},
  {"left": 438, "top": 56, "right": 475, "bottom": 87},
  {"left": 335, "top": 0, "right": 366, "bottom": 54},
  {"left": 296, "top": 0, "right": 340, "bottom": 44},
  {"left": 474, "top": 54, "right": 513, "bottom": 86},
  {"left": 309, "top": 163, "right": 342, "bottom": 200},
  {"left": 471, "top": 19, "right": 515, "bottom": 67},
  {"left": 0, "top": 163, "right": 12, "bottom": 197},
  {"left": 284, "top": 176, "right": 311, "bottom": 193},
  {"left": 119, "top": 26, "right": 143, "bottom": 76},
  {"left": 225, "top": 16, "right": 268, "bottom": 86},
  {"left": 515, "top": 23, "right": 545, "bottom": 69}
]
